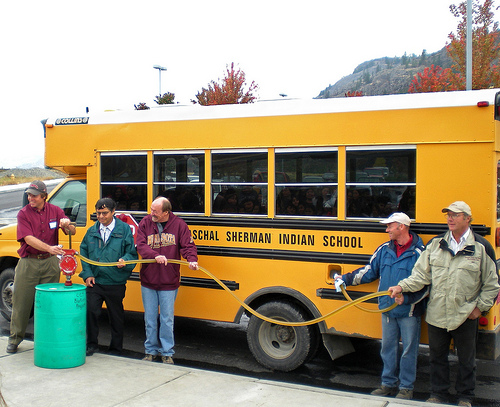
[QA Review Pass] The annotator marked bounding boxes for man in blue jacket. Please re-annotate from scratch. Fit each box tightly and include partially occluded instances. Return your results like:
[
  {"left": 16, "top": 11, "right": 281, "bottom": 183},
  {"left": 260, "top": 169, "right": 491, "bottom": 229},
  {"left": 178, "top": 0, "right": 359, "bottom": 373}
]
[
  {"left": 79, "top": 198, "right": 138, "bottom": 356},
  {"left": 336, "top": 212, "right": 428, "bottom": 400}
]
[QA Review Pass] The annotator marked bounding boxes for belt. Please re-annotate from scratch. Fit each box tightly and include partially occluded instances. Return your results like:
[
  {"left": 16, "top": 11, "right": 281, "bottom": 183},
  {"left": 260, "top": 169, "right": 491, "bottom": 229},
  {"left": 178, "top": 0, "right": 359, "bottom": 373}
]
[{"left": 26, "top": 253, "right": 53, "bottom": 260}]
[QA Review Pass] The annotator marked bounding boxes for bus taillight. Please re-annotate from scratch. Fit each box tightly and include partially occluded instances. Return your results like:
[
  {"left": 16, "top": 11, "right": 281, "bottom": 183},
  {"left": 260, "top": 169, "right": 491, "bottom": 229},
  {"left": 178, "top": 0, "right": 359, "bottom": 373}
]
[{"left": 496, "top": 227, "right": 500, "bottom": 247}]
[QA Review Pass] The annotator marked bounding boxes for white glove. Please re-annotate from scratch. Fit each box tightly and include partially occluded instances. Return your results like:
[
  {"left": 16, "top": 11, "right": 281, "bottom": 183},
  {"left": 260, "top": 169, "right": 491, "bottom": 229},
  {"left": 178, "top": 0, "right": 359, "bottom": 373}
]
[{"left": 334, "top": 274, "right": 346, "bottom": 292}]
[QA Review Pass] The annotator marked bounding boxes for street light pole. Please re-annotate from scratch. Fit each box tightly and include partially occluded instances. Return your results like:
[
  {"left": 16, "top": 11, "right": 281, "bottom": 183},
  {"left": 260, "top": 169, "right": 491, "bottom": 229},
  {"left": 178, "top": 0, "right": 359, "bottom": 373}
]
[
  {"left": 153, "top": 65, "right": 167, "bottom": 97},
  {"left": 466, "top": 0, "right": 472, "bottom": 90}
]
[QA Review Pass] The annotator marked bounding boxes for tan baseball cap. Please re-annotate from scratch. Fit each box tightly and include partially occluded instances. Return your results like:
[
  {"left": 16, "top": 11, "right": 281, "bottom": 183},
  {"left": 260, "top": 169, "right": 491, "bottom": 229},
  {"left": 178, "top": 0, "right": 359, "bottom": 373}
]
[{"left": 442, "top": 201, "right": 472, "bottom": 216}]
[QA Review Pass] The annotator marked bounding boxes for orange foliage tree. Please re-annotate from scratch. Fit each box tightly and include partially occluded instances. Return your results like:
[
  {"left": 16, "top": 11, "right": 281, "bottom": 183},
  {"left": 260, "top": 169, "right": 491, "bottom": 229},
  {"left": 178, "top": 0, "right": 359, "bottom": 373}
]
[
  {"left": 194, "top": 63, "right": 259, "bottom": 105},
  {"left": 345, "top": 91, "right": 363, "bottom": 97},
  {"left": 409, "top": 65, "right": 460, "bottom": 92},
  {"left": 447, "top": 0, "right": 500, "bottom": 89},
  {"left": 410, "top": 0, "right": 500, "bottom": 93}
]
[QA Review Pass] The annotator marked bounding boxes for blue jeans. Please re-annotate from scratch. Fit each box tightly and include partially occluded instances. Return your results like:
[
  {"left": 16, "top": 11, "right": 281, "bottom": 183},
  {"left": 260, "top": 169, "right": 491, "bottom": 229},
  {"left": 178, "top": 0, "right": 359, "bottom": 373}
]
[
  {"left": 380, "top": 315, "right": 421, "bottom": 390},
  {"left": 141, "top": 286, "right": 178, "bottom": 357}
]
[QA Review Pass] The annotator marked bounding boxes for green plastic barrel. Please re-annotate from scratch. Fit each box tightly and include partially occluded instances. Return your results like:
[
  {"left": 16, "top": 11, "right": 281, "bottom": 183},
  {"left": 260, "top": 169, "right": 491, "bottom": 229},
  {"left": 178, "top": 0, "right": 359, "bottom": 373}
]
[{"left": 34, "top": 283, "right": 86, "bottom": 369}]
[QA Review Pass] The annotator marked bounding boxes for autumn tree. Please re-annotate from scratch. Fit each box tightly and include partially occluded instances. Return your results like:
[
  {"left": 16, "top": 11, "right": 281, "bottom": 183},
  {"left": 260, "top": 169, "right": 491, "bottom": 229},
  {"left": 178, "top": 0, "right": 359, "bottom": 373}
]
[
  {"left": 447, "top": 0, "right": 500, "bottom": 89},
  {"left": 193, "top": 63, "right": 258, "bottom": 105},
  {"left": 345, "top": 90, "right": 363, "bottom": 97},
  {"left": 409, "top": 65, "right": 460, "bottom": 92},
  {"left": 410, "top": 0, "right": 500, "bottom": 93}
]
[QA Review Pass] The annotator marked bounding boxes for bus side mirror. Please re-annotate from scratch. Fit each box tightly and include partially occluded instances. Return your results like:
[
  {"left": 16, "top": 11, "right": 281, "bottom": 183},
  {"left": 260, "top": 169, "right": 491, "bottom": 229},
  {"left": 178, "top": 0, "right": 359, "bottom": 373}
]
[{"left": 22, "top": 189, "right": 28, "bottom": 207}]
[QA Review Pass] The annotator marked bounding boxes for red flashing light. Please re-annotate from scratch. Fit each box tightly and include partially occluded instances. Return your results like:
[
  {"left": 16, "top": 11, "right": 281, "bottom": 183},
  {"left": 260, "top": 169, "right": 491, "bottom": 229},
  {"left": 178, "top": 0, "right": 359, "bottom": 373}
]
[
  {"left": 496, "top": 228, "right": 500, "bottom": 247},
  {"left": 478, "top": 317, "right": 488, "bottom": 326},
  {"left": 477, "top": 101, "right": 489, "bottom": 107}
]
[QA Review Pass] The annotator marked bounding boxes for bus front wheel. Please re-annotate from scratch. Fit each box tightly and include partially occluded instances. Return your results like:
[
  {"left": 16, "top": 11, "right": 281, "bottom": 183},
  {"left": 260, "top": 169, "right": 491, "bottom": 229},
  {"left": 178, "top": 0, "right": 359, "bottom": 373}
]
[
  {"left": 0, "top": 268, "right": 15, "bottom": 321},
  {"left": 247, "top": 300, "right": 311, "bottom": 372}
]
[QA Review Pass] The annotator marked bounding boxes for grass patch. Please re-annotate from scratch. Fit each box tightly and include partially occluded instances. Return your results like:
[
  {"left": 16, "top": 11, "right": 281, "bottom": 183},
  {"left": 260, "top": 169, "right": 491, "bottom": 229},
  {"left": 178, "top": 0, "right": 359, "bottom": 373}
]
[{"left": 0, "top": 175, "right": 57, "bottom": 187}]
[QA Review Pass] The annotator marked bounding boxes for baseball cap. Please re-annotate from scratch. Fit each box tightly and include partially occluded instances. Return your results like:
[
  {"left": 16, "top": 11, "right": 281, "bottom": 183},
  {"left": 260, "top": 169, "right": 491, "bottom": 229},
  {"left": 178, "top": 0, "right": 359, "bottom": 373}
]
[
  {"left": 25, "top": 180, "right": 47, "bottom": 196},
  {"left": 379, "top": 212, "right": 411, "bottom": 226},
  {"left": 442, "top": 201, "right": 472, "bottom": 216}
]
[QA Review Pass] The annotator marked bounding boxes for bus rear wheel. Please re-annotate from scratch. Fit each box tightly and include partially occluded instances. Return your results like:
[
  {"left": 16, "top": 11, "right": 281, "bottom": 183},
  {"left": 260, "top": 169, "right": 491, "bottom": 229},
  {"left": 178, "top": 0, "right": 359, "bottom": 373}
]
[{"left": 247, "top": 300, "right": 311, "bottom": 372}]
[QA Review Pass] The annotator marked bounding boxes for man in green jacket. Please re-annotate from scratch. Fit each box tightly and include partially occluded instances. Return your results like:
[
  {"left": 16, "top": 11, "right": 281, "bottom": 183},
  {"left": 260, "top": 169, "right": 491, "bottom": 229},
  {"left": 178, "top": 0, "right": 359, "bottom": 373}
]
[
  {"left": 389, "top": 201, "right": 499, "bottom": 407},
  {"left": 79, "top": 198, "right": 138, "bottom": 356}
]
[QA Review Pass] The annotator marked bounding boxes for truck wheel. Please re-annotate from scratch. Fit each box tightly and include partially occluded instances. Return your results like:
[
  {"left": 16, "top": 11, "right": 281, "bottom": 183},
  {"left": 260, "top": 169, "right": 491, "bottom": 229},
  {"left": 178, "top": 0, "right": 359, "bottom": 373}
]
[
  {"left": 247, "top": 300, "right": 311, "bottom": 371},
  {"left": 0, "top": 268, "right": 15, "bottom": 321}
]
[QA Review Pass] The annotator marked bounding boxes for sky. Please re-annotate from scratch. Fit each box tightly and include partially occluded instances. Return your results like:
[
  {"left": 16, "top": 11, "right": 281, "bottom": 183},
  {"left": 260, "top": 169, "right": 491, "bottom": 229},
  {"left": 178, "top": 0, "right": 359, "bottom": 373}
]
[{"left": 0, "top": 0, "right": 466, "bottom": 168}]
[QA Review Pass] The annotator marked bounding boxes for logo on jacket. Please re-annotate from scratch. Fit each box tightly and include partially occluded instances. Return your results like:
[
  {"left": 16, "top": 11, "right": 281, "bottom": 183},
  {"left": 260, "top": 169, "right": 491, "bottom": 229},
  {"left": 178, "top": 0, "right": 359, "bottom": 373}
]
[{"left": 148, "top": 233, "right": 176, "bottom": 248}]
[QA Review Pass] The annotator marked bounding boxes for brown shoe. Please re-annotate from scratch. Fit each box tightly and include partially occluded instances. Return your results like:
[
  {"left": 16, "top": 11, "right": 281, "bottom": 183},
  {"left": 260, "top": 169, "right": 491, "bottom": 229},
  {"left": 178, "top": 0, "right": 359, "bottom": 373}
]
[
  {"left": 426, "top": 396, "right": 444, "bottom": 404},
  {"left": 371, "top": 385, "right": 397, "bottom": 396},
  {"left": 142, "top": 354, "right": 156, "bottom": 362},
  {"left": 396, "top": 389, "right": 413, "bottom": 400},
  {"left": 161, "top": 356, "right": 174, "bottom": 365}
]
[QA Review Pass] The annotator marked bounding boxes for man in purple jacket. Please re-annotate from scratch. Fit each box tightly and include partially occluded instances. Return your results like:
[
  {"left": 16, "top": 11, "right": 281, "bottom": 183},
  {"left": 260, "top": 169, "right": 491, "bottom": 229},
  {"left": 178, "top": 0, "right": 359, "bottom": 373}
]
[{"left": 137, "top": 197, "right": 198, "bottom": 364}]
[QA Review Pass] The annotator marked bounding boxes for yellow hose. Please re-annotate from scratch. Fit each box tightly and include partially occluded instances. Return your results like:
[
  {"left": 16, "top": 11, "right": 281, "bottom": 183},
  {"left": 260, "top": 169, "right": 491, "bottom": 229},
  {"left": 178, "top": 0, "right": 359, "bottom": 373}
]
[{"left": 75, "top": 254, "right": 397, "bottom": 327}]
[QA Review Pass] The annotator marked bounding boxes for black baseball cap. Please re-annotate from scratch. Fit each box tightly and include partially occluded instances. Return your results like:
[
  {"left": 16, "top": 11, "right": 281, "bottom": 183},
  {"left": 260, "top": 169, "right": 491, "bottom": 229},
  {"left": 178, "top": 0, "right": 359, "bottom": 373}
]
[{"left": 25, "top": 180, "right": 47, "bottom": 195}]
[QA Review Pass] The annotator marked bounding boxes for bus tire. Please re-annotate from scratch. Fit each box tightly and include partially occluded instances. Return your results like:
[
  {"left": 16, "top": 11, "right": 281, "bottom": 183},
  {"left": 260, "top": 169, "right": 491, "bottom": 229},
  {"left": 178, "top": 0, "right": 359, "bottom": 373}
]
[
  {"left": 247, "top": 300, "right": 311, "bottom": 372},
  {"left": 0, "top": 268, "right": 15, "bottom": 321},
  {"left": 305, "top": 322, "right": 321, "bottom": 362}
]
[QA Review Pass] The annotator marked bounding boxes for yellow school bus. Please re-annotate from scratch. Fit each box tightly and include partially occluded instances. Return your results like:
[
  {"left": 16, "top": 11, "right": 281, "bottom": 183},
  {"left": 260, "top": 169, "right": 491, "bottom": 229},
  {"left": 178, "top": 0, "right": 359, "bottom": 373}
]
[{"left": 1, "top": 88, "right": 500, "bottom": 371}]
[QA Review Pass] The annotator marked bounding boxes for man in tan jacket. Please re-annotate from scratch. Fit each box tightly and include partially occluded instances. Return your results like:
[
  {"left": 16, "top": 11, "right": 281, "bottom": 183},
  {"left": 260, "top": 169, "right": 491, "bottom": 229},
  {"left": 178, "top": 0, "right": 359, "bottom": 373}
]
[{"left": 389, "top": 201, "right": 499, "bottom": 407}]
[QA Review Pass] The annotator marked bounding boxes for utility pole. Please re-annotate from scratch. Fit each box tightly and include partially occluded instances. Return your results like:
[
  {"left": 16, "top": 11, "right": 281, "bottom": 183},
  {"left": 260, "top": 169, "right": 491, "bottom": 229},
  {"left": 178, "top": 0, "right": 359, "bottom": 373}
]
[{"left": 466, "top": 0, "right": 472, "bottom": 90}]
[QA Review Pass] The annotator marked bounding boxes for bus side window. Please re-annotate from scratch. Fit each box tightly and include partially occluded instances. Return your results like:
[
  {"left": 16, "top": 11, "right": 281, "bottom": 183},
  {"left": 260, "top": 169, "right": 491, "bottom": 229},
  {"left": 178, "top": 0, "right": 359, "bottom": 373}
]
[
  {"left": 346, "top": 148, "right": 416, "bottom": 219},
  {"left": 153, "top": 152, "right": 205, "bottom": 214},
  {"left": 101, "top": 154, "right": 148, "bottom": 212},
  {"left": 275, "top": 149, "right": 338, "bottom": 217},
  {"left": 212, "top": 151, "right": 267, "bottom": 215}
]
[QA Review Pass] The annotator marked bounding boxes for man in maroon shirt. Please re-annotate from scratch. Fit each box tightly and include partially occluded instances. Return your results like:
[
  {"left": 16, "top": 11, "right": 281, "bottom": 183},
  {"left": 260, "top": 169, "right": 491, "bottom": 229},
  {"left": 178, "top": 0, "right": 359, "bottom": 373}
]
[
  {"left": 137, "top": 197, "right": 198, "bottom": 364},
  {"left": 7, "top": 180, "right": 75, "bottom": 353}
]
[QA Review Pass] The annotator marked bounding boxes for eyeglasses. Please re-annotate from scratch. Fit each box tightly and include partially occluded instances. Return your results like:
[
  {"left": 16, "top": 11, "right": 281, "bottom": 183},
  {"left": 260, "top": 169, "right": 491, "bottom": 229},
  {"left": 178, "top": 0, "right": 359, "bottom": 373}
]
[
  {"left": 96, "top": 210, "right": 111, "bottom": 216},
  {"left": 444, "top": 212, "right": 463, "bottom": 219}
]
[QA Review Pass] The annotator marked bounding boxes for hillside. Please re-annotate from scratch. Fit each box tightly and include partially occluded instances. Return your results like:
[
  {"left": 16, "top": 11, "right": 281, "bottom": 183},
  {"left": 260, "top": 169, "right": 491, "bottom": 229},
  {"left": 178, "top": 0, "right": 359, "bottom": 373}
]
[{"left": 316, "top": 46, "right": 453, "bottom": 98}]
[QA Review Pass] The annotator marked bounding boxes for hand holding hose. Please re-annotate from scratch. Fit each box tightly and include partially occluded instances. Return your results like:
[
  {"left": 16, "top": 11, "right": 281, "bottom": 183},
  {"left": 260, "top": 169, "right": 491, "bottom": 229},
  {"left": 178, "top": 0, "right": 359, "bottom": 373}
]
[
  {"left": 333, "top": 274, "right": 346, "bottom": 293},
  {"left": 388, "top": 285, "right": 402, "bottom": 298},
  {"left": 155, "top": 255, "right": 168, "bottom": 265}
]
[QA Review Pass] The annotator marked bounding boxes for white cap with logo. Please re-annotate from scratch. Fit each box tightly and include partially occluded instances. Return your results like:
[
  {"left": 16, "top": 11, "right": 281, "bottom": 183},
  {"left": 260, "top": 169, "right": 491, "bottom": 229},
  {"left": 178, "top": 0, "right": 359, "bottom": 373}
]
[{"left": 379, "top": 212, "right": 411, "bottom": 226}]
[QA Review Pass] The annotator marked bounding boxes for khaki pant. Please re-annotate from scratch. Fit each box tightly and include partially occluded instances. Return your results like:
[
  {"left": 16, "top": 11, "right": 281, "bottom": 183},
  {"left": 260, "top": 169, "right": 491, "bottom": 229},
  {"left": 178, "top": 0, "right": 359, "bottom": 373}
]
[{"left": 9, "top": 256, "right": 60, "bottom": 345}]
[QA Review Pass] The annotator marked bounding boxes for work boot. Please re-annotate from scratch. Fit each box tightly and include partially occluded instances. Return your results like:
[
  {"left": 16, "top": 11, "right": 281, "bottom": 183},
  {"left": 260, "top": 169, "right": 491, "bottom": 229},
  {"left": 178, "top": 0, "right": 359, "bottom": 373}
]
[
  {"left": 161, "top": 356, "right": 174, "bottom": 365},
  {"left": 395, "top": 389, "right": 413, "bottom": 400},
  {"left": 371, "top": 385, "right": 397, "bottom": 396},
  {"left": 6, "top": 343, "right": 18, "bottom": 354},
  {"left": 142, "top": 354, "right": 156, "bottom": 362},
  {"left": 457, "top": 399, "right": 472, "bottom": 407},
  {"left": 426, "top": 396, "right": 445, "bottom": 404}
]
